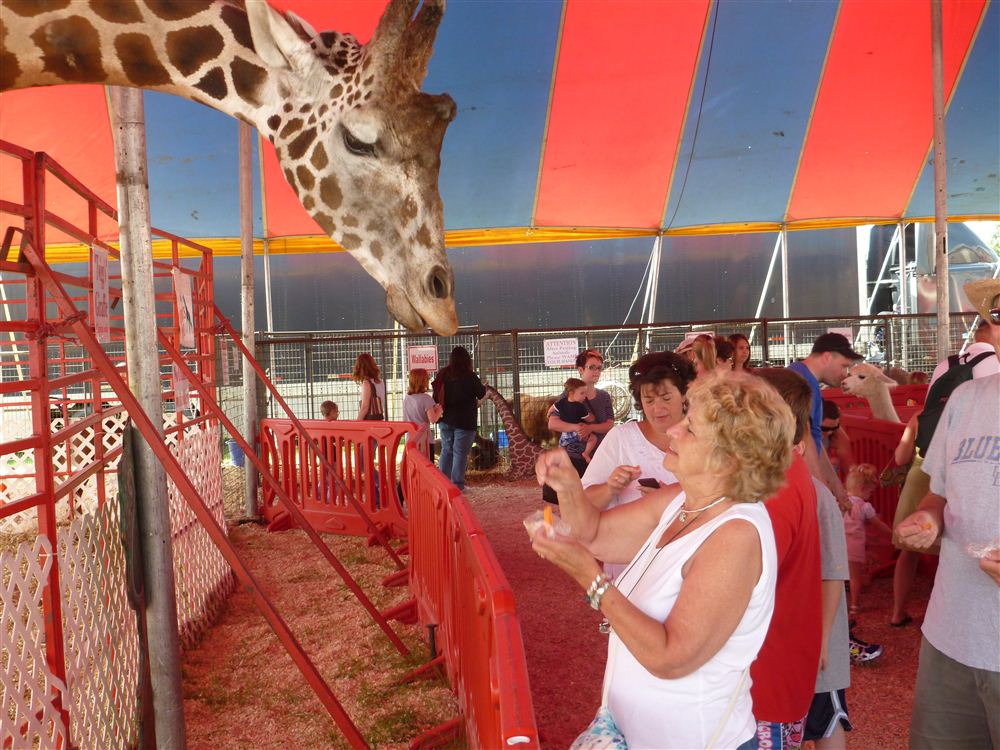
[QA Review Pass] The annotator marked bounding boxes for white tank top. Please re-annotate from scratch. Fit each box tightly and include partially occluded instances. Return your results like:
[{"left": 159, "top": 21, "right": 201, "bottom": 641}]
[{"left": 604, "top": 494, "right": 777, "bottom": 750}]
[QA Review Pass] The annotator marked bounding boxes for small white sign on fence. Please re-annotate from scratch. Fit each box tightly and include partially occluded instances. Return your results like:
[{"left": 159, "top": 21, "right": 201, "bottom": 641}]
[
  {"left": 91, "top": 246, "right": 110, "bottom": 344},
  {"left": 173, "top": 363, "right": 190, "bottom": 411},
  {"left": 544, "top": 338, "right": 579, "bottom": 367},
  {"left": 827, "top": 327, "right": 853, "bottom": 344},
  {"left": 173, "top": 268, "right": 195, "bottom": 349},
  {"left": 408, "top": 345, "right": 438, "bottom": 372}
]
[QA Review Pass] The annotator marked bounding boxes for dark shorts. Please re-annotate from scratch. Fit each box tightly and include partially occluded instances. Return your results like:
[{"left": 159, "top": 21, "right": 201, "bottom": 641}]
[{"left": 804, "top": 689, "right": 853, "bottom": 741}]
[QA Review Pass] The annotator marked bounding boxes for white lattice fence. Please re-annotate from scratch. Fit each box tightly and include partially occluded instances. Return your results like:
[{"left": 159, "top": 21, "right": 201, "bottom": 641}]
[
  {"left": 166, "top": 423, "right": 234, "bottom": 648},
  {"left": 2, "top": 417, "right": 234, "bottom": 746},
  {"left": 59, "top": 501, "right": 140, "bottom": 750},
  {"left": 0, "top": 537, "right": 70, "bottom": 749}
]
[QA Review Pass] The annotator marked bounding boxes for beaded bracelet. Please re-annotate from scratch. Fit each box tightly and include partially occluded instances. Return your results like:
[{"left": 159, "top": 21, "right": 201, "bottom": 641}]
[
  {"left": 585, "top": 573, "right": 613, "bottom": 610},
  {"left": 589, "top": 579, "right": 613, "bottom": 610}
]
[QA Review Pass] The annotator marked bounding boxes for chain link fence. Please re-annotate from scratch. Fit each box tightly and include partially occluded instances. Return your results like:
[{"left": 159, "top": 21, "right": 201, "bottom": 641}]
[{"left": 225, "top": 312, "right": 980, "bottom": 455}]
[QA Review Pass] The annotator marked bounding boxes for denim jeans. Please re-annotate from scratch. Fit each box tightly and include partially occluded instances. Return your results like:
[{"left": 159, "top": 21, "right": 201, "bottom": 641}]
[{"left": 438, "top": 424, "right": 476, "bottom": 490}]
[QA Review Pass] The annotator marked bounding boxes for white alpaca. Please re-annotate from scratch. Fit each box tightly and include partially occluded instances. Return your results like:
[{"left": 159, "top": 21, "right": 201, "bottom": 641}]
[{"left": 841, "top": 363, "right": 901, "bottom": 422}]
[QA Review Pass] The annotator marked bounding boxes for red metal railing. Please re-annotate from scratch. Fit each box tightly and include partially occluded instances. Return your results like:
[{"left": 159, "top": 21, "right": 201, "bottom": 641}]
[
  {"left": 258, "top": 418, "right": 412, "bottom": 538},
  {"left": 401, "top": 443, "right": 538, "bottom": 749}
]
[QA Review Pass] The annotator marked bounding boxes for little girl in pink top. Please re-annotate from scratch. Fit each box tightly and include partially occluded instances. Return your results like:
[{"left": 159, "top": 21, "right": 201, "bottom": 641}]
[{"left": 843, "top": 464, "right": 893, "bottom": 616}]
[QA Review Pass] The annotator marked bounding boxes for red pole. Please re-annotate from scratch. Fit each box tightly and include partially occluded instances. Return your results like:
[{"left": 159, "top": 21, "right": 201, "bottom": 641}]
[{"left": 27, "top": 154, "right": 71, "bottom": 740}]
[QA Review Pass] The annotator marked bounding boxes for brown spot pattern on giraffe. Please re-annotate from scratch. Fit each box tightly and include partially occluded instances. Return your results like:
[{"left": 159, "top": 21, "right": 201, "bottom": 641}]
[
  {"left": 314, "top": 212, "right": 336, "bottom": 236},
  {"left": 4, "top": 0, "right": 69, "bottom": 16},
  {"left": 319, "top": 175, "right": 343, "bottom": 211},
  {"left": 370, "top": 240, "right": 384, "bottom": 261},
  {"left": 311, "top": 144, "right": 328, "bottom": 170},
  {"left": 286, "top": 127, "right": 316, "bottom": 160},
  {"left": 166, "top": 26, "right": 224, "bottom": 76},
  {"left": 193, "top": 66, "right": 226, "bottom": 100},
  {"left": 31, "top": 17, "right": 106, "bottom": 83},
  {"left": 295, "top": 166, "right": 314, "bottom": 191},
  {"left": 231, "top": 57, "right": 266, "bottom": 106},
  {"left": 221, "top": 5, "right": 254, "bottom": 51},
  {"left": 283, "top": 167, "right": 296, "bottom": 189},
  {"left": 415, "top": 224, "right": 432, "bottom": 248},
  {"left": 278, "top": 118, "right": 302, "bottom": 139},
  {"left": 116, "top": 33, "right": 170, "bottom": 86},
  {"left": 329, "top": 84, "right": 343, "bottom": 99},
  {"left": 266, "top": 115, "right": 281, "bottom": 131},
  {"left": 144, "top": 0, "right": 212, "bottom": 21},
  {"left": 92, "top": 0, "right": 143, "bottom": 24},
  {"left": 342, "top": 215, "right": 359, "bottom": 228},
  {"left": 400, "top": 196, "right": 418, "bottom": 223},
  {"left": 302, "top": 195, "right": 314, "bottom": 211},
  {"left": 340, "top": 233, "right": 361, "bottom": 250},
  {"left": 0, "top": 49, "right": 21, "bottom": 90}
]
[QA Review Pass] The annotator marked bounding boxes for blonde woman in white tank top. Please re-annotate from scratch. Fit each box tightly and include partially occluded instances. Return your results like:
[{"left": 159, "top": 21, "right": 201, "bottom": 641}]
[{"left": 532, "top": 371, "right": 796, "bottom": 750}]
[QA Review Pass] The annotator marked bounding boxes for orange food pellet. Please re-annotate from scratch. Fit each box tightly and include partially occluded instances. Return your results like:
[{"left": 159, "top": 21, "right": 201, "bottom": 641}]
[{"left": 544, "top": 506, "right": 553, "bottom": 527}]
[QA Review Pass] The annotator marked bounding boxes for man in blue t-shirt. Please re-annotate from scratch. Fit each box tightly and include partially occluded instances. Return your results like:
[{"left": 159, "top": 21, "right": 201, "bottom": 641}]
[{"left": 788, "top": 332, "right": 862, "bottom": 508}]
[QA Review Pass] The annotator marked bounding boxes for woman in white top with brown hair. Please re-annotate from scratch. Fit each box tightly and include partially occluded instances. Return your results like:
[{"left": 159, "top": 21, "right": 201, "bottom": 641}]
[{"left": 532, "top": 371, "right": 795, "bottom": 750}]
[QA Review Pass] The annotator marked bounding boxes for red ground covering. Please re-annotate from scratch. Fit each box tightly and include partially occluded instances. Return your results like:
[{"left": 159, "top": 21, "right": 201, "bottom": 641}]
[{"left": 462, "top": 480, "right": 932, "bottom": 750}]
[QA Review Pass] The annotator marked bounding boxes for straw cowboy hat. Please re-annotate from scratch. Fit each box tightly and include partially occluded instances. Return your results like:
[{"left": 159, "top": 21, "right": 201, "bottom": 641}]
[{"left": 964, "top": 277, "right": 1000, "bottom": 322}]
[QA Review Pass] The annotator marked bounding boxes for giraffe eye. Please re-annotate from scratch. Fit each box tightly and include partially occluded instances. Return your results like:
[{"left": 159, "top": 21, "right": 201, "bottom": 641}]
[{"left": 342, "top": 127, "right": 377, "bottom": 158}]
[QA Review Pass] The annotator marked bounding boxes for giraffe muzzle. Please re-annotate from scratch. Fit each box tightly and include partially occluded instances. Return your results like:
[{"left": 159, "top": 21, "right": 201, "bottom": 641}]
[{"left": 386, "top": 283, "right": 458, "bottom": 336}]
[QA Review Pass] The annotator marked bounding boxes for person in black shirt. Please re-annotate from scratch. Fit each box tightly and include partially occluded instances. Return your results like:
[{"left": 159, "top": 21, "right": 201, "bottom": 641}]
[{"left": 432, "top": 346, "right": 486, "bottom": 491}]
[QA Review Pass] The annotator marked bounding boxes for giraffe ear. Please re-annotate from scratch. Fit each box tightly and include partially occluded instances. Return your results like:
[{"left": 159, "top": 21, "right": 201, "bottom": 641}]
[{"left": 246, "top": 0, "right": 319, "bottom": 77}]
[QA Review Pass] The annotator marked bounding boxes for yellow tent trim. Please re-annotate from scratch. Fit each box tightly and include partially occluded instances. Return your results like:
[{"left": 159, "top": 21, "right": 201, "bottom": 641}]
[{"left": 40, "top": 214, "right": 1000, "bottom": 264}]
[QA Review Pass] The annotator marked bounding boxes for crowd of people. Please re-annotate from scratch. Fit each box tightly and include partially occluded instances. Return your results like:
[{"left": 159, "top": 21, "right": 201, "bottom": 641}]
[
  {"left": 315, "top": 280, "right": 999, "bottom": 750},
  {"left": 529, "top": 279, "right": 1000, "bottom": 750}
]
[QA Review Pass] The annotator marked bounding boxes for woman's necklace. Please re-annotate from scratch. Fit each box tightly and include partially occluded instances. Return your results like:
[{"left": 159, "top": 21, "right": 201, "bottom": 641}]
[
  {"left": 678, "top": 494, "right": 729, "bottom": 524},
  {"left": 597, "top": 497, "right": 728, "bottom": 634}
]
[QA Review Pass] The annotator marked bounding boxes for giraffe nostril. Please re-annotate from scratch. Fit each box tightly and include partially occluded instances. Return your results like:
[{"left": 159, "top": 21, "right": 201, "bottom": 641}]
[{"left": 428, "top": 266, "right": 449, "bottom": 299}]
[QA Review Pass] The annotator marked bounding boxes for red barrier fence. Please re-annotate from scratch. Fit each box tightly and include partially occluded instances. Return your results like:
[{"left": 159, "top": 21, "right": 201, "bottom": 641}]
[
  {"left": 259, "top": 418, "right": 412, "bottom": 538},
  {"left": 402, "top": 443, "right": 539, "bottom": 749},
  {"left": 842, "top": 415, "right": 906, "bottom": 570}
]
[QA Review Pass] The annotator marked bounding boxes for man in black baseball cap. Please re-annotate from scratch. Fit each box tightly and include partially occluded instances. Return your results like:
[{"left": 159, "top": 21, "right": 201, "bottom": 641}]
[
  {"left": 810, "top": 332, "right": 865, "bottom": 364},
  {"left": 789, "top": 331, "right": 863, "bottom": 508}
]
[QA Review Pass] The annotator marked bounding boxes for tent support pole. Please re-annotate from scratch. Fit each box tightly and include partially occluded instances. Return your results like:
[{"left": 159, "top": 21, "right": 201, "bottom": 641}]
[
  {"left": 931, "top": 0, "right": 950, "bottom": 359},
  {"left": 239, "top": 121, "right": 259, "bottom": 517},
  {"left": 780, "top": 225, "right": 791, "bottom": 364},
  {"left": 644, "top": 235, "right": 662, "bottom": 352},
  {"left": 749, "top": 232, "right": 783, "bottom": 348},
  {"left": 899, "top": 221, "right": 908, "bottom": 369},
  {"left": 109, "top": 85, "right": 187, "bottom": 749}
]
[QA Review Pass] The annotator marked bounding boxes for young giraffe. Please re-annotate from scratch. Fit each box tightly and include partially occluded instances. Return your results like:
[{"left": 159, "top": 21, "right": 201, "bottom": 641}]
[
  {"left": 482, "top": 385, "right": 543, "bottom": 480},
  {"left": 0, "top": 0, "right": 458, "bottom": 334}
]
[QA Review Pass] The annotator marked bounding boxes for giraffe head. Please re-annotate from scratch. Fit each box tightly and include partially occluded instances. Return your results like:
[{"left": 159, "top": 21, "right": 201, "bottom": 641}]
[{"left": 250, "top": 0, "right": 458, "bottom": 335}]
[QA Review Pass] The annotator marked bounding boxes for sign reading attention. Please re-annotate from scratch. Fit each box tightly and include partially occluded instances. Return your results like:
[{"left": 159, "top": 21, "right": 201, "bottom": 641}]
[{"left": 544, "top": 338, "right": 579, "bottom": 367}]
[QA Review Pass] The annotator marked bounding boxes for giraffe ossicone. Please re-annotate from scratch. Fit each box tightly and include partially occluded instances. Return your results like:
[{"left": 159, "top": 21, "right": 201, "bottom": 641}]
[{"left": 0, "top": 0, "right": 459, "bottom": 335}]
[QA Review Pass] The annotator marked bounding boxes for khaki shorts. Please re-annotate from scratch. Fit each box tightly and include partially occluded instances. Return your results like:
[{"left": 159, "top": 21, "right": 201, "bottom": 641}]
[{"left": 910, "top": 637, "right": 1000, "bottom": 749}]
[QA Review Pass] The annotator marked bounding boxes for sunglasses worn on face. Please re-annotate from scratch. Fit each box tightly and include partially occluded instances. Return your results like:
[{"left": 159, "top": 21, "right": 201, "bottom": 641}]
[
  {"left": 585, "top": 364, "right": 604, "bottom": 371},
  {"left": 990, "top": 307, "right": 1000, "bottom": 326},
  {"left": 821, "top": 423, "right": 840, "bottom": 433}
]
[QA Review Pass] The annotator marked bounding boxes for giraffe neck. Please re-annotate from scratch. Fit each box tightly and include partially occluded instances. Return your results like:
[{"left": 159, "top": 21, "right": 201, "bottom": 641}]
[
  {"left": 0, "top": 0, "right": 362, "bottom": 135},
  {"left": 485, "top": 387, "right": 528, "bottom": 440}
]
